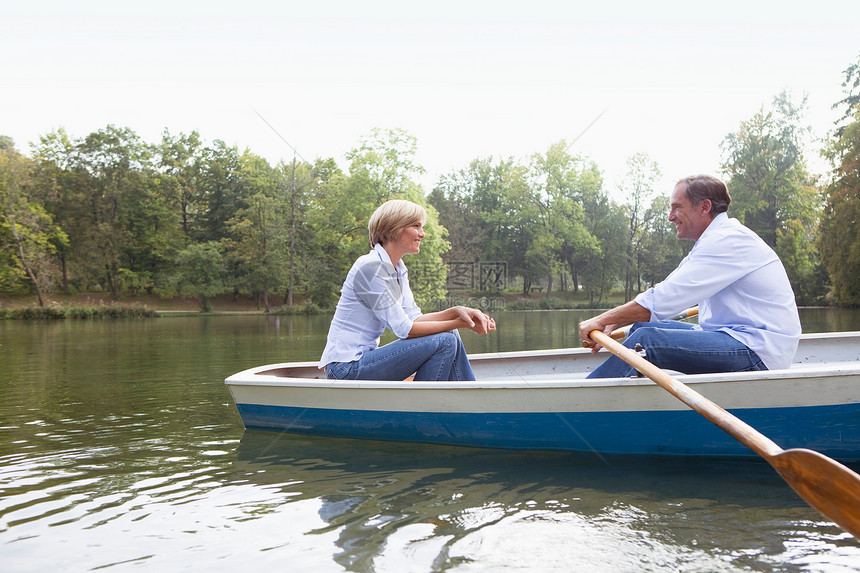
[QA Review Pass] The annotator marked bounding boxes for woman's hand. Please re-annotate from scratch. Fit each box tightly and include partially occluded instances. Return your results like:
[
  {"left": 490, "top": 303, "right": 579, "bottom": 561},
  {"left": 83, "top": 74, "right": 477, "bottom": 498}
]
[
  {"left": 454, "top": 306, "right": 496, "bottom": 335},
  {"left": 410, "top": 306, "right": 496, "bottom": 337}
]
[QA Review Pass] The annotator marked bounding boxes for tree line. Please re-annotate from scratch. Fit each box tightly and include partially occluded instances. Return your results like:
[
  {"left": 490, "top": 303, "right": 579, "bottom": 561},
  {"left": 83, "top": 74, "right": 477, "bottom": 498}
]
[{"left": 2, "top": 55, "right": 860, "bottom": 310}]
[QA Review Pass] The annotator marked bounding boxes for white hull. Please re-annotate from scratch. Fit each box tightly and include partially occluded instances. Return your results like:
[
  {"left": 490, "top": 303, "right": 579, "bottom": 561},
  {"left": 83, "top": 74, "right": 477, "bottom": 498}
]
[{"left": 225, "top": 332, "right": 860, "bottom": 459}]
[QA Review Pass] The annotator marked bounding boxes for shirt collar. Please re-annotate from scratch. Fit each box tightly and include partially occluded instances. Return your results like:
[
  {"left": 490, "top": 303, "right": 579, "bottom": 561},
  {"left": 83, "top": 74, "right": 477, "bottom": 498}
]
[
  {"left": 696, "top": 212, "right": 729, "bottom": 244},
  {"left": 372, "top": 243, "right": 407, "bottom": 275}
]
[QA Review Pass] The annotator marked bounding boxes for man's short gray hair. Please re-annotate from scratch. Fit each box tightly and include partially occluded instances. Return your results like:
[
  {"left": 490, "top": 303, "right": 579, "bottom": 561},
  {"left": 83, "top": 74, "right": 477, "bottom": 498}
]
[{"left": 677, "top": 175, "right": 731, "bottom": 215}]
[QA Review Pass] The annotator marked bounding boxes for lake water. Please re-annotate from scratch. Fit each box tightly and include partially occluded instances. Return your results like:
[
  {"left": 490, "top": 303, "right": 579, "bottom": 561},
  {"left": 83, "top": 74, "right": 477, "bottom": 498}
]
[{"left": 2, "top": 309, "right": 860, "bottom": 572}]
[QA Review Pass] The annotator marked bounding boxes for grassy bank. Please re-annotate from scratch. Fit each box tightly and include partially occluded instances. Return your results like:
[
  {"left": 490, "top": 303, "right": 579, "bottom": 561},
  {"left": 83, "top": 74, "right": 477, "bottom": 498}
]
[
  {"left": 0, "top": 303, "right": 158, "bottom": 319},
  {"left": 0, "top": 291, "right": 623, "bottom": 319},
  {"left": 0, "top": 293, "right": 263, "bottom": 314},
  {"left": 0, "top": 293, "right": 257, "bottom": 319}
]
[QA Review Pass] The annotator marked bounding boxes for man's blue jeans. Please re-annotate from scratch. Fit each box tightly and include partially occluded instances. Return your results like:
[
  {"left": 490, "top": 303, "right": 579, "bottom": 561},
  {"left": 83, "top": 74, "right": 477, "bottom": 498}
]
[
  {"left": 325, "top": 330, "right": 476, "bottom": 381},
  {"left": 586, "top": 320, "right": 766, "bottom": 378}
]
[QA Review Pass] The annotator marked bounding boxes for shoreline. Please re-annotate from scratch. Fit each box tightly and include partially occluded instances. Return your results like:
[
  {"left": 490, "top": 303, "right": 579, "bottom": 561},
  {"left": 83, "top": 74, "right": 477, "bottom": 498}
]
[
  {"left": 0, "top": 293, "right": 275, "bottom": 314},
  {"left": 0, "top": 292, "right": 840, "bottom": 317}
]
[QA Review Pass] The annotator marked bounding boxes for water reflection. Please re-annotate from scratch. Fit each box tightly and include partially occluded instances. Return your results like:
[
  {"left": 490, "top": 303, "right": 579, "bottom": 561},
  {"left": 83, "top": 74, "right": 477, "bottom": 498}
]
[
  {"left": 233, "top": 431, "right": 860, "bottom": 572},
  {"left": 3, "top": 310, "right": 860, "bottom": 572}
]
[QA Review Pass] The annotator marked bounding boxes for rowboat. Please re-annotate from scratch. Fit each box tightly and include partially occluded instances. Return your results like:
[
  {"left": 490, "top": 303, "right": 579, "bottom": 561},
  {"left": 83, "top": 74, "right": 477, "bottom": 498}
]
[{"left": 225, "top": 331, "right": 860, "bottom": 460}]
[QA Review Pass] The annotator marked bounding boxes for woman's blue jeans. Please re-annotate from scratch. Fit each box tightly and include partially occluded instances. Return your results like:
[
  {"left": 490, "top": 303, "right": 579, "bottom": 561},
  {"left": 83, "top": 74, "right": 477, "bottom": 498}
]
[
  {"left": 586, "top": 320, "right": 766, "bottom": 378},
  {"left": 325, "top": 330, "right": 476, "bottom": 381}
]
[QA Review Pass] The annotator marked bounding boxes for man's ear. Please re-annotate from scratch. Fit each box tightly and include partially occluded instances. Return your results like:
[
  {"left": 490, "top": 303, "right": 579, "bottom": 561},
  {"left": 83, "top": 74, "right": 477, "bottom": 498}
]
[{"left": 699, "top": 198, "right": 712, "bottom": 215}]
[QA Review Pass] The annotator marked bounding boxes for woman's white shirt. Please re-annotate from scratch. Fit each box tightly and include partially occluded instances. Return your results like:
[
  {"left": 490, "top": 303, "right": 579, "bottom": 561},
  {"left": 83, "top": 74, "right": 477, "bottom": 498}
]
[{"left": 318, "top": 244, "right": 422, "bottom": 368}]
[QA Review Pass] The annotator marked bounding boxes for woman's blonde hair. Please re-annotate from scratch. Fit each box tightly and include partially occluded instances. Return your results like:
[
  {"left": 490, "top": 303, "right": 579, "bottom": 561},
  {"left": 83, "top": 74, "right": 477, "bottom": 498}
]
[{"left": 368, "top": 199, "right": 427, "bottom": 247}]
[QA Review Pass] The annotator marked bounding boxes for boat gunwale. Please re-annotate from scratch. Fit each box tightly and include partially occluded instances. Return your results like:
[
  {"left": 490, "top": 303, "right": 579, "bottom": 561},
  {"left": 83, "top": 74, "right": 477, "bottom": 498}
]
[
  {"left": 225, "top": 361, "right": 860, "bottom": 391},
  {"left": 225, "top": 330, "right": 860, "bottom": 390}
]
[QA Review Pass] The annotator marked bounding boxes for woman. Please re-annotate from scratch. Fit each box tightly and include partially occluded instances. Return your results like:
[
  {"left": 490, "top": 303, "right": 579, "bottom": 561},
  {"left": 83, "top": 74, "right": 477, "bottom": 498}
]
[{"left": 318, "top": 199, "right": 495, "bottom": 381}]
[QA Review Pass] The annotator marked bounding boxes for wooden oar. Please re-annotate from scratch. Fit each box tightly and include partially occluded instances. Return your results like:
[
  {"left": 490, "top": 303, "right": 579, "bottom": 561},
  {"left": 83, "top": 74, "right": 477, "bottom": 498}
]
[
  {"left": 590, "top": 329, "right": 860, "bottom": 539},
  {"left": 582, "top": 307, "right": 699, "bottom": 348}
]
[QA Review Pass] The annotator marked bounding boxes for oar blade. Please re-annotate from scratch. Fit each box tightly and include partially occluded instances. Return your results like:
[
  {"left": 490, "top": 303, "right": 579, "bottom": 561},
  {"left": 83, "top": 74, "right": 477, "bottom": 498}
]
[
  {"left": 769, "top": 448, "right": 860, "bottom": 539},
  {"left": 589, "top": 329, "right": 860, "bottom": 539}
]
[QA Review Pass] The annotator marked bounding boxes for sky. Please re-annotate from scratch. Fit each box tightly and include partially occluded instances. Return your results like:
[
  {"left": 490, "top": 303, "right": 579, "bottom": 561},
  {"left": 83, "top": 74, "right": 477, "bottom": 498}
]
[{"left": 3, "top": 1, "right": 859, "bottom": 198}]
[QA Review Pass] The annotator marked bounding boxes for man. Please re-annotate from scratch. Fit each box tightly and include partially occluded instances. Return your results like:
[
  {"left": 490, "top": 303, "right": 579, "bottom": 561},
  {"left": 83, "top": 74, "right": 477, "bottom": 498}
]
[{"left": 579, "top": 175, "right": 801, "bottom": 378}]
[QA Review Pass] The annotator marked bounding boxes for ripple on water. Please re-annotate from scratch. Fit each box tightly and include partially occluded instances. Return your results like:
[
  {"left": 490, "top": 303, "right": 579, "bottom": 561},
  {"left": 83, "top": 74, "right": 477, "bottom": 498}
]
[{"left": 4, "top": 314, "right": 860, "bottom": 571}]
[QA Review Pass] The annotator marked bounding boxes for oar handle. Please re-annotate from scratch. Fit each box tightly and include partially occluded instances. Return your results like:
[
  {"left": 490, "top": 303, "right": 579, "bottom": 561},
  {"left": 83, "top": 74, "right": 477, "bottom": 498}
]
[
  {"left": 673, "top": 307, "right": 699, "bottom": 320},
  {"left": 582, "top": 307, "right": 699, "bottom": 348},
  {"left": 581, "top": 329, "right": 626, "bottom": 347},
  {"left": 589, "top": 330, "right": 784, "bottom": 459}
]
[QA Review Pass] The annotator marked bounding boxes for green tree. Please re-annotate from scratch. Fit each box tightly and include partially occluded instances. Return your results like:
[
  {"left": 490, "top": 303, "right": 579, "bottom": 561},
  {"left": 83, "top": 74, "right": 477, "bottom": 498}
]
[
  {"left": 553, "top": 160, "right": 615, "bottom": 299},
  {"left": 433, "top": 150, "right": 617, "bottom": 301},
  {"left": 483, "top": 161, "right": 538, "bottom": 294},
  {"left": 281, "top": 158, "right": 319, "bottom": 306},
  {"left": 157, "top": 129, "right": 206, "bottom": 240},
  {"left": 819, "top": 108, "right": 860, "bottom": 304},
  {"left": 36, "top": 125, "right": 161, "bottom": 296},
  {"left": 301, "top": 158, "right": 348, "bottom": 306},
  {"left": 82, "top": 125, "right": 151, "bottom": 296},
  {"left": 197, "top": 140, "right": 250, "bottom": 243},
  {"left": 529, "top": 142, "right": 600, "bottom": 296},
  {"left": 721, "top": 91, "right": 819, "bottom": 247},
  {"left": 617, "top": 153, "right": 661, "bottom": 298},
  {"left": 344, "top": 127, "right": 426, "bottom": 204},
  {"left": 577, "top": 183, "right": 627, "bottom": 304},
  {"left": 33, "top": 128, "right": 89, "bottom": 292},
  {"left": 429, "top": 157, "right": 505, "bottom": 265},
  {"left": 0, "top": 138, "right": 68, "bottom": 304},
  {"left": 778, "top": 218, "right": 827, "bottom": 304},
  {"left": 165, "top": 241, "right": 228, "bottom": 311},
  {"left": 833, "top": 52, "right": 860, "bottom": 132},
  {"left": 222, "top": 152, "right": 288, "bottom": 311}
]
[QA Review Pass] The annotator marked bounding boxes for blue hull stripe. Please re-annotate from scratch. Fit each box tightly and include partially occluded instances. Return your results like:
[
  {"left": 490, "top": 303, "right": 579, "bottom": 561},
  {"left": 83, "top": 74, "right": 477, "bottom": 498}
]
[{"left": 235, "top": 402, "right": 860, "bottom": 459}]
